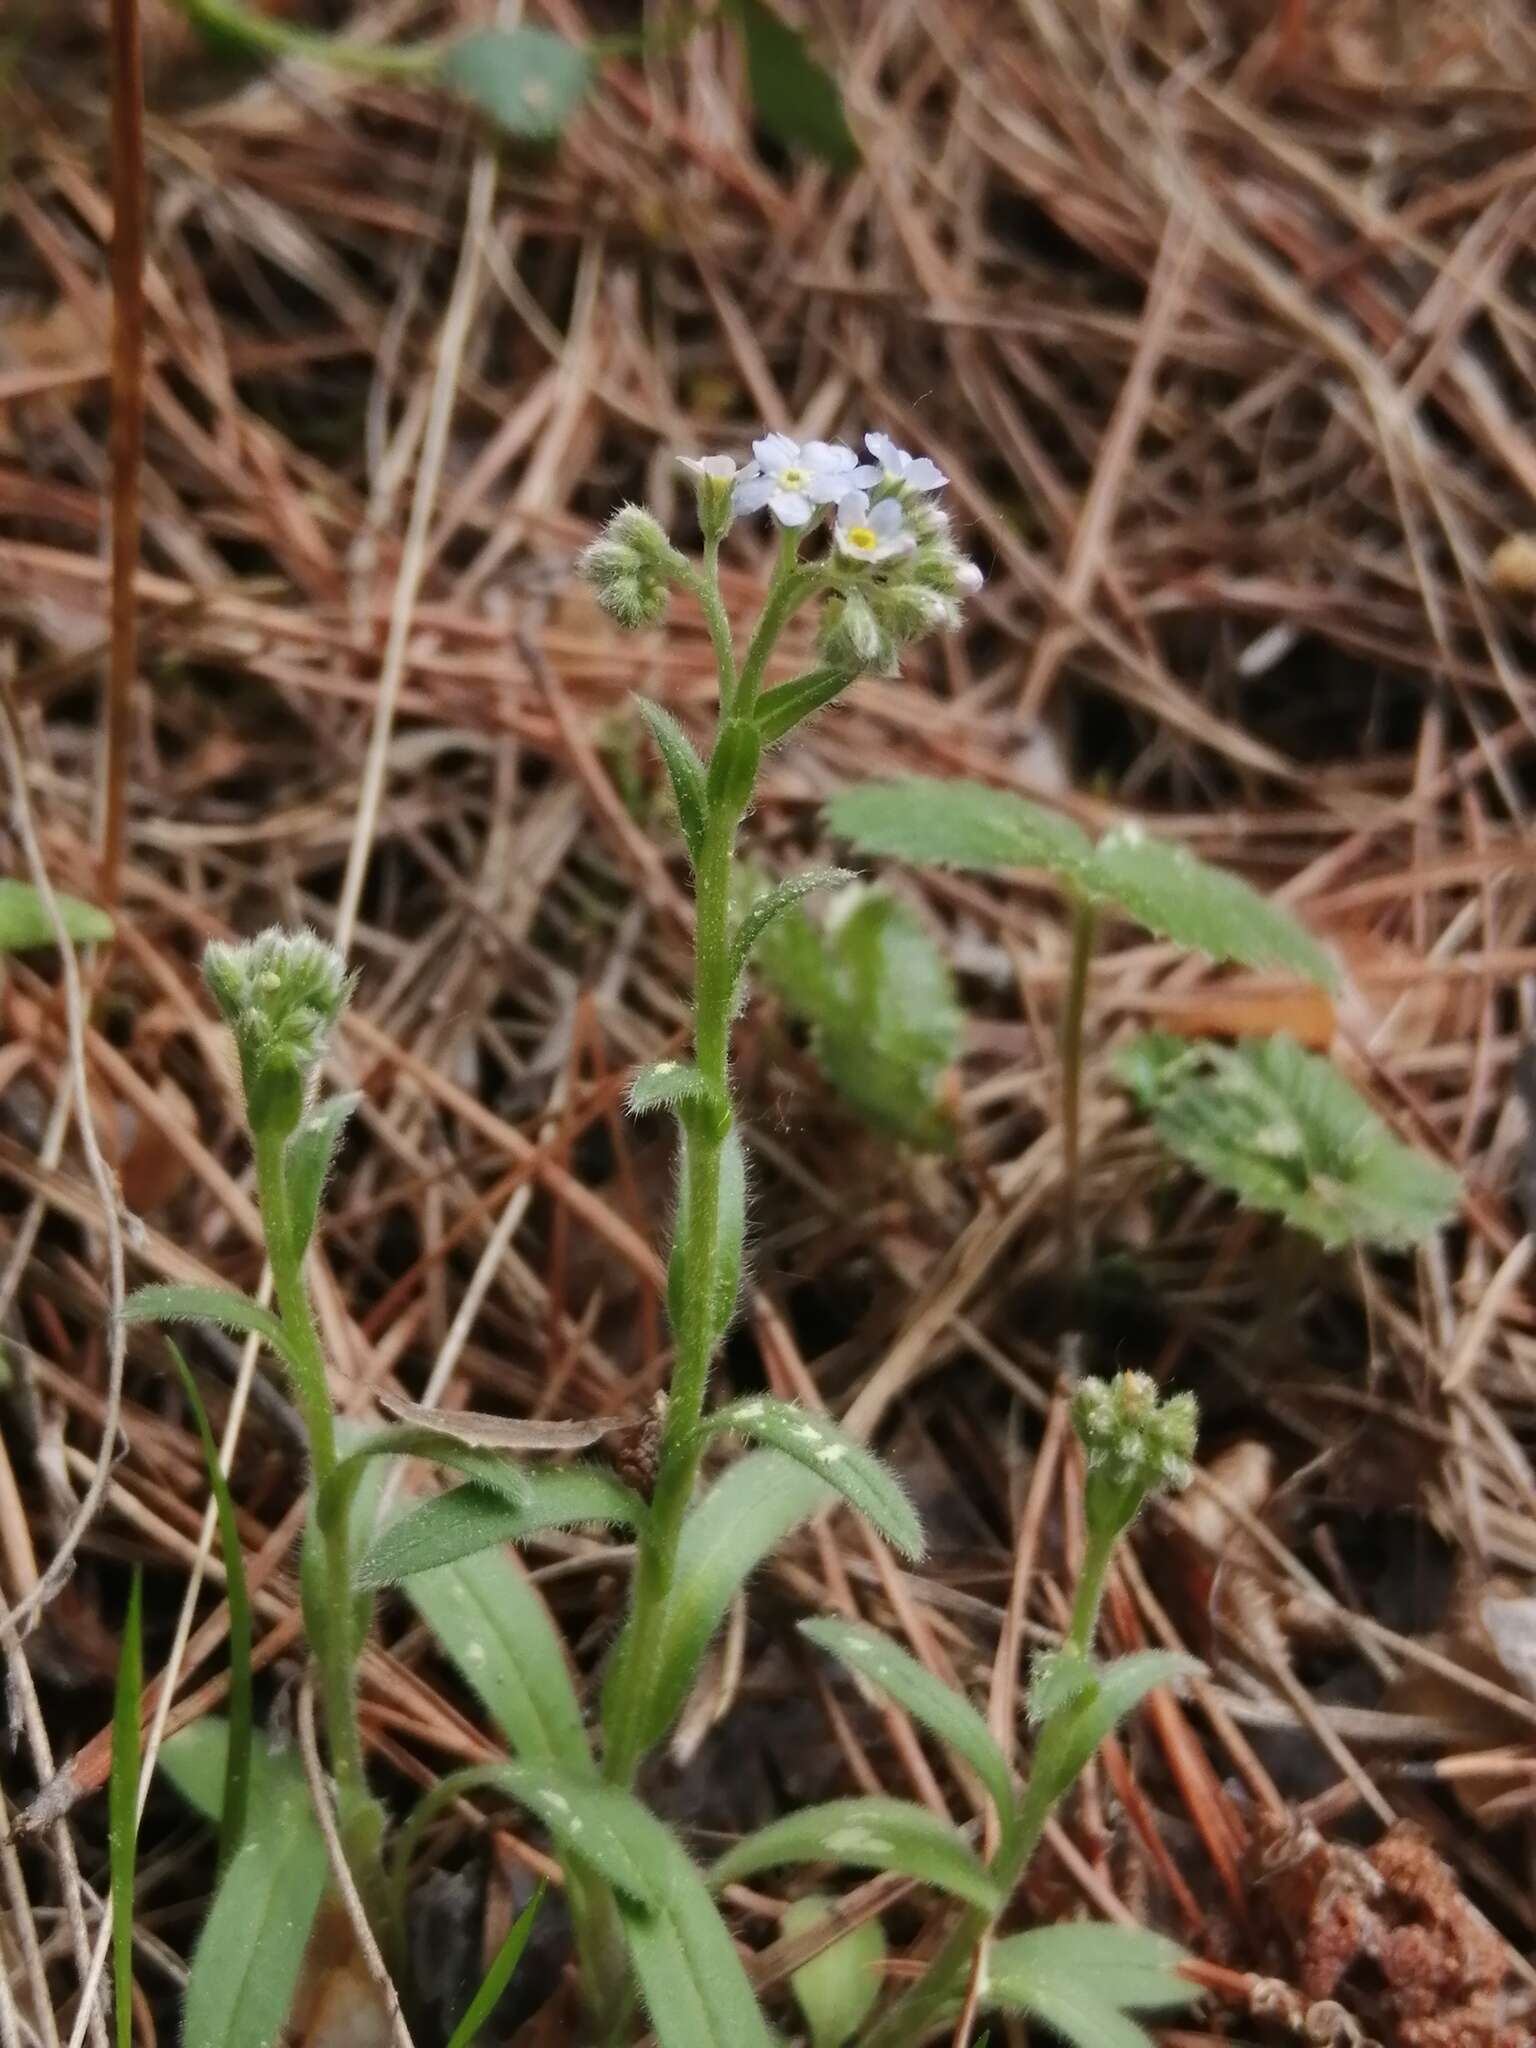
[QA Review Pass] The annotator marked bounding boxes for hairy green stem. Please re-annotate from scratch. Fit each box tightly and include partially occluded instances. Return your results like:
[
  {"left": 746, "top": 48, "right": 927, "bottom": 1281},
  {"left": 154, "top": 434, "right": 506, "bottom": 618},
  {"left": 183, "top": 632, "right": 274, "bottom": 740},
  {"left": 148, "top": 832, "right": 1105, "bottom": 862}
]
[
  {"left": 685, "top": 541, "right": 738, "bottom": 715},
  {"left": 734, "top": 535, "right": 818, "bottom": 717},
  {"left": 252, "top": 1128, "right": 373, "bottom": 1860},
  {"left": 861, "top": 1510, "right": 1125, "bottom": 2048},
  {"left": 1059, "top": 894, "right": 1098, "bottom": 1281}
]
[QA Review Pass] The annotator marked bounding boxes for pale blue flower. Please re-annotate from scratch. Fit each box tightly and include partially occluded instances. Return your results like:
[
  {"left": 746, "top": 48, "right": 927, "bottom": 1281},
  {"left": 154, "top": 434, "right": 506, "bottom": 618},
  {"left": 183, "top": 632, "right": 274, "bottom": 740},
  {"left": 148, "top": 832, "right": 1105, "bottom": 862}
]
[
  {"left": 833, "top": 490, "right": 915, "bottom": 564},
  {"left": 734, "top": 434, "right": 863, "bottom": 527},
  {"left": 864, "top": 431, "right": 947, "bottom": 494}
]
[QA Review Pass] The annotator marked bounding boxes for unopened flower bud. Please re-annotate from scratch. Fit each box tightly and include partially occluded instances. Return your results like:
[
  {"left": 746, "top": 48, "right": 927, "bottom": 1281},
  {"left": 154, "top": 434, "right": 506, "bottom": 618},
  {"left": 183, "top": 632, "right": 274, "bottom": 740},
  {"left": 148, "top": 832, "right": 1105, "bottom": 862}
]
[
  {"left": 1072, "top": 1370, "right": 1198, "bottom": 1538},
  {"left": 678, "top": 453, "right": 742, "bottom": 542},
  {"left": 204, "top": 927, "right": 352, "bottom": 1136},
  {"left": 580, "top": 505, "right": 682, "bottom": 630},
  {"left": 956, "top": 558, "right": 984, "bottom": 594}
]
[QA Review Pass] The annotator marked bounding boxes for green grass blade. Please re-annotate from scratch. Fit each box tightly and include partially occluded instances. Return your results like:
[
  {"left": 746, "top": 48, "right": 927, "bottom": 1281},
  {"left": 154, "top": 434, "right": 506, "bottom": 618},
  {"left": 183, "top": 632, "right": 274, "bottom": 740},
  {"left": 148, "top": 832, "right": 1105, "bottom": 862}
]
[
  {"left": 109, "top": 1569, "right": 143, "bottom": 2048},
  {"left": 168, "top": 1344, "right": 252, "bottom": 1866},
  {"left": 444, "top": 1883, "right": 545, "bottom": 2048}
]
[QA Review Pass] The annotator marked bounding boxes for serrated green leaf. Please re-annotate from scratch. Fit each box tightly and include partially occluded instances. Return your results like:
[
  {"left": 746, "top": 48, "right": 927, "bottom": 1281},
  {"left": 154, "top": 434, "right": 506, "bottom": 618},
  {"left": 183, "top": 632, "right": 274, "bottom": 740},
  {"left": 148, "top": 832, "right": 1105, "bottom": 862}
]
[
  {"left": 635, "top": 698, "right": 708, "bottom": 860},
  {"left": 800, "top": 1617, "right": 1011, "bottom": 1820},
  {"left": 706, "top": 1399, "right": 923, "bottom": 1560},
  {"left": 713, "top": 1796, "right": 1003, "bottom": 1913},
  {"left": 828, "top": 778, "right": 1094, "bottom": 879},
  {"left": 620, "top": 1818, "right": 777, "bottom": 2048},
  {"left": 732, "top": 0, "right": 857, "bottom": 169},
  {"left": 407, "top": 1539, "right": 594, "bottom": 1776},
  {"left": 0, "top": 877, "right": 114, "bottom": 951},
  {"left": 180, "top": 1738, "right": 329, "bottom": 2048},
  {"left": 612, "top": 1451, "right": 830, "bottom": 1753},
  {"left": 120, "top": 1283, "right": 300, "bottom": 1376},
  {"left": 667, "top": 1125, "right": 747, "bottom": 1341},
  {"left": 437, "top": 26, "right": 591, "bottom": 141},
  {"left": 1117, "top": 1033, "right": 1461, "bottom": 1250},
  {"left": 731, "top": 867, "right": 855, "bottom": 987},
  {"left": 169, "top": 1346, "right": 251, "bottom": 1867},
  {"left": 109, "top": 1569, "right": 142, "bottom": 2048},
  {"left": 445, "top": 1882, "right": 544, "bottom": 2048},
  {"left": 1029, "top": 1650, "right": 1196, "bottom": 1810},
  {"left": 283, "top": 1091, "right": 357, "bottom": 1264},
  {"left": 755, "top": 667, "right": 857, "bottom": 746},
  {"left": 989, "top": 1925, "right": 1196, "bottom": 2017},
  {"left": 356, "top": 1467, "right": 643, "bottom": 1588},
  {"left": 782, "top": 1895, "right": 886, "bottom": 2048},
  {"left": 754, "top": 884, "right": 961, "bottom": 1152},
  {"left": 1087, "top": 827, "right": 1335, "bottom": 988}
]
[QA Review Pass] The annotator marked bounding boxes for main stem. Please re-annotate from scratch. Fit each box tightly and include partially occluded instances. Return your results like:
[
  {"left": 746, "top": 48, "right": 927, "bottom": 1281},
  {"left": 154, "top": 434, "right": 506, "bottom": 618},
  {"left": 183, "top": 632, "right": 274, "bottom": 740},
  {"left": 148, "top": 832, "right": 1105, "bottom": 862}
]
[
  {"left": 1059, "top": 894, "right": 1098, "bottom": 1284},
  {"left": 861, "top": 1515, "right": 1123, "bottom": 2048},
  {"left": 604, "top": 800, "right": 737, "bottom": 1785},
  {"left": 252, "top": 1129, "right": 370, "bottom": 1834}
]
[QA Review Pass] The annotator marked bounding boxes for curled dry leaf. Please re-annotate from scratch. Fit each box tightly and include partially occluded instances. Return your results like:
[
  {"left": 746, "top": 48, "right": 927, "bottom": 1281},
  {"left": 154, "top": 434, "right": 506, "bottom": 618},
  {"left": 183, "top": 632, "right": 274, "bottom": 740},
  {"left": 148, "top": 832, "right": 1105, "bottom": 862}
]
[{"left": 377, "top": 1389, "right": 635, "bottom": 1453}]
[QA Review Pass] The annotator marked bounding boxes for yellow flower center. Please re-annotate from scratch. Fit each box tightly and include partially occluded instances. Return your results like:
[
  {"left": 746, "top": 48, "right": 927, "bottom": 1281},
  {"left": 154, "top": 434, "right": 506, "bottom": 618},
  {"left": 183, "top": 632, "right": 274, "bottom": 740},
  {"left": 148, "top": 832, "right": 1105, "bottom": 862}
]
[
  {"left": 780, "top": 466, "right": 809, "bottom": 489},
  {"left": 848, "top": 525, "right": 877, "bottom": 551}
]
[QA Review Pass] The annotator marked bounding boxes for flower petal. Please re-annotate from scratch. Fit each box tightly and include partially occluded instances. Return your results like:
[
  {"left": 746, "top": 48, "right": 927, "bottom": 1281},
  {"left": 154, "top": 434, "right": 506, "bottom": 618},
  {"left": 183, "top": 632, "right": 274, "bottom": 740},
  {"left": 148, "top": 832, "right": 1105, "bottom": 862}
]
[
  {"left": 733, "top": 473, "right": 777, "bottom": 513},
  {"left": 868, "top": 497, "right": 906, "bottom": 536},
  {"left": 865, "top": 431, "right": 900, "bottom": 470},
  {"left": 754, "top": 432, "right": 799, "bottom": 469},
  {"left": 903, "top": 456, "right": 947, "bottom": 492},
  {"left": 768, "top": 488, "right": 814, "bottom": 526}
]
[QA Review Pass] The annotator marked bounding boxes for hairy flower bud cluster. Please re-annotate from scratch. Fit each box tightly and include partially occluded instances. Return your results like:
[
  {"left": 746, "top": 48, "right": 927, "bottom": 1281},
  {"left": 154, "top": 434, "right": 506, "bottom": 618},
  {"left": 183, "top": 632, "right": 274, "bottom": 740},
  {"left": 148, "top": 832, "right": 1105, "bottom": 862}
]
[
  {"left": 204, "top": 927, "right": 352, "bottom": 1136},
  {"left": 1071, "top": 1370, "right": 1198, "bottom": 1538}
]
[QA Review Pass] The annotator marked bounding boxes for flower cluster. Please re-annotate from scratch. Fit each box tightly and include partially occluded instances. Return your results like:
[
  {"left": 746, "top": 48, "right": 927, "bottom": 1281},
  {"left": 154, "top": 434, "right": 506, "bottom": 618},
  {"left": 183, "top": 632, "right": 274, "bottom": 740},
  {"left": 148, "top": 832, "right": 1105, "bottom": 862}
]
[
  {"left": 1071, "top": 1370, "right": 1197, "bottom": 1538},
  {"left": 204, "top": 926, "right": 353, "bottom": 1135},
  {"left": 581, "top": 428, "right": 983, "bottom": 675}
]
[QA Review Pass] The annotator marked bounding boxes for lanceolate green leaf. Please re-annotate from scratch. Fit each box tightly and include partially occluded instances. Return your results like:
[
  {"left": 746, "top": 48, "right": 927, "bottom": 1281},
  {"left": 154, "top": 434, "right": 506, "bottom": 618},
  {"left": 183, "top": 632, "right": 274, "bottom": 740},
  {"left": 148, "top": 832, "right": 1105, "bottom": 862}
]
[
  {"left": 1087, "top": 827, "right": 1336, "bottom": 988},
  {"left": 406, "top": 1539, "right": 594, "bottom": 1776},
  {"left": 120, "top": 1284, "right": 299, "bottom": 1376},
  {"left": 109, "top": 1570, "right": 142, "bottom": 2048},
  {"left": 0, "top": 877, "right": 114, "bottom": 951},
  {"left": 1029, "top": 1650, "right": 1197, "bottom": 1809},
  {"left": 731, "top": 867, "right": 855, "bottom": 986},
  {"left": 800, "top": 1617, "right": 1012, "bottom": 1821},
  {"left": 782, "top": 1895, "right": 886, "bottom": 2048},
  {"left": 635, "top": 698, "right": 708, "bottom": 860},
  {"left": 828, "top": 778, "right": 1094, "bottom": 878},
  {"left": 475, "top": 1764, "right": 660, "bottom": 1909},
  {"left": 445, "top": 1883, "right": 545, "bottom": 2048},
  {"left": 621, "top": 1818, "right": 778, "bottom": 2048},
  {"left": 169, "top": 1346, "right": 252, "bottom": 1867},
  {"left": 619, "top": 1451, "right": 830, "bottom": 1752},
  {"left": 713, "top": 1796, "right": 1003, "bottom": 1914},
  {"left": 1118, "top": 1032, "right": 1461, "bottom": 1249},
  {"left": 180, "top": 1738, "right": 329, "bottom": 2048},
  {"left": 754, "top": 667, "right": 857, "bottom": 747},
  {"left": 356, "top": 1467, "right": 644, "bottom": 1588},
  {"left": 282, "top": 1091, "right": 358, "bottom": 1264},
  {"left": 437, "top": 26, "right": 592, "bottom": 141},
  {"left": 706, "top": 1398, "right": 924, "bottom": 1560},
  {"left": 731, "top": 0, "right": 857, "bottom": 170},
  {"left": 988, "top": 1925, "right": 1196, "bottom": 2017}
]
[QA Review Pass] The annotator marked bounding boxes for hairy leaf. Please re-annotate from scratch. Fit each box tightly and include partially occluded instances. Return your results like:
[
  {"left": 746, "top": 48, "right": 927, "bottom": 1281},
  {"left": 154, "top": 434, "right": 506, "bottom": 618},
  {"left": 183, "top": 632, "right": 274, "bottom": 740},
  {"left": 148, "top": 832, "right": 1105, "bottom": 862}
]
[
  {"left": 0, "top": 877, "right": 114, "bottom": 951},
  {"left": 437, "top": 26, "right": 591, "bottom": 141},
  {"left": 754, "top": 667, "right": 858, "bottom": 746},
  {"left": 1118, "top": 1033, "right": 1461, "bottom": 1249},
  {"left": 753, "top": 884, "right": 961, "bottom": 1151},
  {"left": 120, "top": 1284, "right": 299, "bottom": 1375},
  {"left": 1087, "top": 827, "right": 1336, "bottom": 988},
  {"left": 283, "top": 1091, "right": 357, "bottom": 1263},
  {"left": 616, "top": 1451, "right": 830, "bottom": 1752},
  {"left": 828, "top": 778, "right": 1093, "bottom": 878},
  {"left": 706, "top": 1399, "right": 923, "bottom": 1560},
  {"left": 731, "top": 868, "right": 855, "bottom": 987},
  {"left": 478, "top": 1764, "right": 660, "bottom": 1909},
  {"left": 620, "top": 1817, "right": 777, "bottom": 2048},
  {"left": 831, "top": 779, "right": 1335, "bottom": 989},
  {"left": 732, "top": 0, "right": 856, "bottom": 169},
  {"left": 635, "top": 698, "right": 708, "bottom": 860},
  {"left": 628, "top": 1058, "right": 720, "bottom": 1123},
  {"left": 782, "top": 1895, "right": 886, "bottom": 2048},
  {"left": 800, "top": 1617, "right": 1012, "bottom": 1821},
  {"left": 1029, "top": 1650, "right": 1197, "bottom": 1809},
  {"left": 713, "top": 1796, "right": 1003, "bottom": 1913},
  {"left": 356, "top": 1467, "right": 643, "bottom": 1588},
  {"left": 983, "top": 1923, "right": 1197, "bottom": 2048},
  {"left": 407, "top": 1540, "right": 594, "bottom": 1776},
  {"left": 109, "top": 1570, "right": 142, "bottom": 2048},
  {"left": 179, "top": 1737, "right": 329, "bottom": 2048}
]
